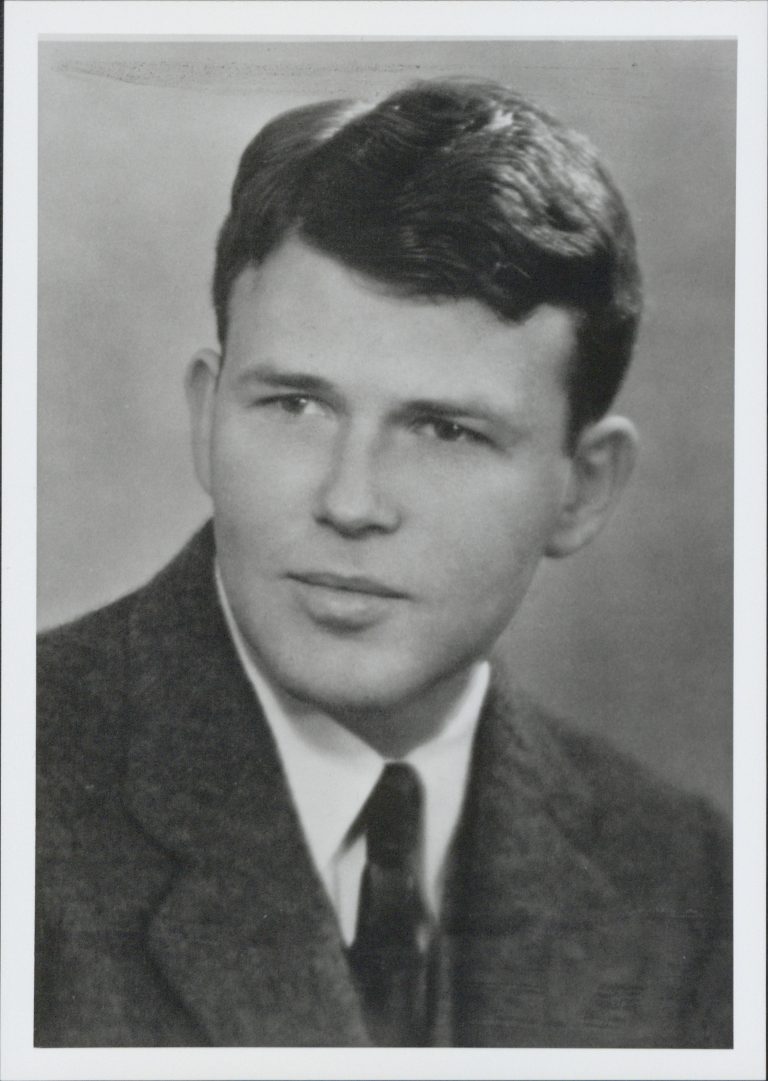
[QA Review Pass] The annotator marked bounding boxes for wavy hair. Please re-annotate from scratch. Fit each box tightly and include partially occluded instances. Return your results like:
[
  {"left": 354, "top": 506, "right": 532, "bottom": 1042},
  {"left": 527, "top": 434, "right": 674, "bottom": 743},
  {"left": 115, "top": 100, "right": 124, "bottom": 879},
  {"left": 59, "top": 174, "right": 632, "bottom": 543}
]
[{"left": 213, "top": 78, "right": 642, "bottom": 440}]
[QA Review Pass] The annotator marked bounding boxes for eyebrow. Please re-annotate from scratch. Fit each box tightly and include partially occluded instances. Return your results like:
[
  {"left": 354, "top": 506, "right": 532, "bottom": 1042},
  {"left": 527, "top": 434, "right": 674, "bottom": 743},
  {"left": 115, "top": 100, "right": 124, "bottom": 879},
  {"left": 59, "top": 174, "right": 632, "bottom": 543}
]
[
  {"left": 234, "top": 363, "right": 526, "bottom": 436},
  {"left": 234, "top": 365, "right": 336, "bottom": 396},
  {"left": 397, "top": 397, "right": 518, "bottom": 428}
]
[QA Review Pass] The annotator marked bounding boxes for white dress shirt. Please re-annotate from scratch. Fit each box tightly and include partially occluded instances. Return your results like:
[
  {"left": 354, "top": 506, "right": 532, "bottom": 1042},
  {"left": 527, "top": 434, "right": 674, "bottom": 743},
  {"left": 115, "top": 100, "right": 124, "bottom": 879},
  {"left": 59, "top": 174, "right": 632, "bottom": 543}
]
[{"left": 216, "top": 570, "right": 490, "bottom": 944}]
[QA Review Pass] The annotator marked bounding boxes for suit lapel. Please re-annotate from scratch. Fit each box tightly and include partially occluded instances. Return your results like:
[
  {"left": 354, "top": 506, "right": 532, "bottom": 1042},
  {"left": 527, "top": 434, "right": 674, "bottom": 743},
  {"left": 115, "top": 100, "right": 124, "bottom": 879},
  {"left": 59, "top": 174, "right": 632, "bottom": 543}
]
[
  {"left": 123, "top": 526, "right": 369, "bottom": 1046},
  {"left": 439, "top": 681, "right": 632, "bottom": 1047}
]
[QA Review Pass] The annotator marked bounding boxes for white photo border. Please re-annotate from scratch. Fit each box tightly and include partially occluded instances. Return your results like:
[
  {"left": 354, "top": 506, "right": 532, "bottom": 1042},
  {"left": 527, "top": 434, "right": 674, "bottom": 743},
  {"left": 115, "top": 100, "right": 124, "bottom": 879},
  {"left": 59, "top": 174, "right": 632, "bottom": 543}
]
[{"left": 3, "top": 3, "right": 766, "bottom": 1079}]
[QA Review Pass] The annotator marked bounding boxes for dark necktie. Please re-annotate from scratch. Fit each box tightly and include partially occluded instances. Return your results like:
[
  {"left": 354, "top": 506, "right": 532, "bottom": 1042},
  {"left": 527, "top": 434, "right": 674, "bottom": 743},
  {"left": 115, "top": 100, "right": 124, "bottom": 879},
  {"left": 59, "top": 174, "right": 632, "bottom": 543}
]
[{"left": 347, "top": 762, "right": 433, "bottom": 1046}]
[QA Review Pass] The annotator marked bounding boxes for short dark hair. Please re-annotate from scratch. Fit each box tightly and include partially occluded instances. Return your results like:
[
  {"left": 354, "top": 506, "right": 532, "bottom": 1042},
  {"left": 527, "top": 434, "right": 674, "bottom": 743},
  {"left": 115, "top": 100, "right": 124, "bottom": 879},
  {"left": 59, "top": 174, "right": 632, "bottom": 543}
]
[{"left": 213, "top": 78, "right": 642, "bottom": 440}]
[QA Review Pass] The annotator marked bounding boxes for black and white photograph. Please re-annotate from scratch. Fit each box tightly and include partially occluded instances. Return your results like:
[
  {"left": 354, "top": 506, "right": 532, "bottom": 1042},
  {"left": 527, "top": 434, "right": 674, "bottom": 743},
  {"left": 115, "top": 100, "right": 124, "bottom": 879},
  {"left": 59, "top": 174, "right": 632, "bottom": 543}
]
[{"left": 2, "top": 2, "right": 766, "bottom": 1079}]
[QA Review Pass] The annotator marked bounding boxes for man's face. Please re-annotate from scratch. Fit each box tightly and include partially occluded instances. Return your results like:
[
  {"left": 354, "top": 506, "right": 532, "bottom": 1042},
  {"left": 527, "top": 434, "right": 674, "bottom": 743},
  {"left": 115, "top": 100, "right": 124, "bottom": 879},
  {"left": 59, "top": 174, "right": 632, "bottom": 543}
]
[{"left": 191, "top": 238, "right": 577, "bottom": 724}]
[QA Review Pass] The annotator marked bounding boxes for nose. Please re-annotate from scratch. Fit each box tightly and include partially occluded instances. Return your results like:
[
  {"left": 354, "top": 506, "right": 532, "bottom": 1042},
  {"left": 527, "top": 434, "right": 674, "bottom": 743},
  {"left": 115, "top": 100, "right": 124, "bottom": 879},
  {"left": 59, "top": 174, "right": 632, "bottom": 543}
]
[{"left": 313, "top": 424, "right": 401, "bottom": 537}]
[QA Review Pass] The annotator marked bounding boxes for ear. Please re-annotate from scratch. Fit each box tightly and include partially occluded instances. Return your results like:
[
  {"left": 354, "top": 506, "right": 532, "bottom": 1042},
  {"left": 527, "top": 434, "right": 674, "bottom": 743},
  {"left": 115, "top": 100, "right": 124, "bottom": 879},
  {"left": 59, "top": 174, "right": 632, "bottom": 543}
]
[
  {"left": 545, "top": 416, "right": 638, "bottom": 559},
  {"left": 185, "top": 347, "right": 223, "bottom": 496}
]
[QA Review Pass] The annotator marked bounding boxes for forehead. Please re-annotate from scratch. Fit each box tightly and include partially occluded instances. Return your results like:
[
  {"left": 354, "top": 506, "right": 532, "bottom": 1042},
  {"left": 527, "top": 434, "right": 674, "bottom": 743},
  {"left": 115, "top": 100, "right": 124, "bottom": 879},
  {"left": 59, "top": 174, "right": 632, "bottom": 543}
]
[{"left": 225, "top": 239, "right": 576, "bottom": 407}]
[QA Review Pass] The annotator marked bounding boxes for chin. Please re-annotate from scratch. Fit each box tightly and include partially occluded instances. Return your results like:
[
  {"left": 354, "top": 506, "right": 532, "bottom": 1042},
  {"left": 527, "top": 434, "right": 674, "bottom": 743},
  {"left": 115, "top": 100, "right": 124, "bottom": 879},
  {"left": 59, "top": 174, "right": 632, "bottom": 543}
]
[
  {"left": 265, "top": 644, "right": 434, "bottom": 719},
  {"left": 286, "top": 666, "right": 410, "bottom": 717}
]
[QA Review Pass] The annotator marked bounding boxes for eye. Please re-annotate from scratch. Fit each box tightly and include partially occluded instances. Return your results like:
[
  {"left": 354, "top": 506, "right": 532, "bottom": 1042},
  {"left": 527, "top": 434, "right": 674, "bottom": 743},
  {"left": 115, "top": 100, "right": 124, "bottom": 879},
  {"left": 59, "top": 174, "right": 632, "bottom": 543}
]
[
  {"left": 262, "top": 393, "right": 326, "bottom": 417},
  {"left": 414, "top": 416, "right": 489, "bottom": 445}
]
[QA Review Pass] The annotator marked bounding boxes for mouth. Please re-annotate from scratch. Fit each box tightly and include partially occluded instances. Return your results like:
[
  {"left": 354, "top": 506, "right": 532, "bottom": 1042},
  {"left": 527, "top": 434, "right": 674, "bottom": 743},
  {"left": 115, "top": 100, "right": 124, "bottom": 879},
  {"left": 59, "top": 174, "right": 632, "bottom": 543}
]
[
  {"left": 287, "top": 571, "right": 407, "bottom": 599},
  {"left": 286, "top": 571, "right": 408, "bottom": 630}
]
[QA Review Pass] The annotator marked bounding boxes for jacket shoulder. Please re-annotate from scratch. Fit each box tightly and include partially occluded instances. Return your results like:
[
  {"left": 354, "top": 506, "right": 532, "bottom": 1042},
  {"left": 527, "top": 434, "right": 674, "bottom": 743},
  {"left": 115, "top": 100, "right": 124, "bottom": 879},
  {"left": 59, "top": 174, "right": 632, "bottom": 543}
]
[
  {"left": 37, "top": 524, "right": 217, "bottom": 793},
  {"left": 529, "top": 702, "right": 731, "bottom": 903},
  {"left": 38, "top": 593, "right": 135, "bottom": 693},
  {"left": 36, "top": 595, "right": 139, "bottom": 847},
  {"left": 37, "top": 524, "right": 215, "bottom": 719}
]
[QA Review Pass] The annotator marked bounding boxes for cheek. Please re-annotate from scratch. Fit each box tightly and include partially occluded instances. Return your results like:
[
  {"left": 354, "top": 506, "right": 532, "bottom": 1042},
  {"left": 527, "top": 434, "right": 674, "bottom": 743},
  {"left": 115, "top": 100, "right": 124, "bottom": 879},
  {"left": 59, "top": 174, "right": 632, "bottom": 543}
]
[
  {"left": 424, "top": 464, "right": 567, "bottom": 606},
  {"left": 208, "top": 427, "right": 312, "bottom": 564}
]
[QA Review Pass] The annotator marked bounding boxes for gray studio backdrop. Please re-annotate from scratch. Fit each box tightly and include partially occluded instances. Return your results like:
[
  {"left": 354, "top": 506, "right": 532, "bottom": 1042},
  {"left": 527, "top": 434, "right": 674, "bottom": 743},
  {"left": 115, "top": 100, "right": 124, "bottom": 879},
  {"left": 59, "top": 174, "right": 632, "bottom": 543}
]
[{"left": 38, "top": 40, "right": 735, "bottom": 815}]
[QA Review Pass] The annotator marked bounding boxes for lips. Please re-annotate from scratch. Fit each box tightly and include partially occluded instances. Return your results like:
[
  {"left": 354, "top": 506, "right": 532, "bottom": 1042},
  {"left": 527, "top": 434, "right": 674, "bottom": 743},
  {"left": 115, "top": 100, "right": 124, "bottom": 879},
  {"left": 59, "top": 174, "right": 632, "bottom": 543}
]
[
  {"left": 287, "top": 571, "right": 408, "bottom": 630},
  {"left": 288, "top": 571, "right": 407, "bottom": 599}
]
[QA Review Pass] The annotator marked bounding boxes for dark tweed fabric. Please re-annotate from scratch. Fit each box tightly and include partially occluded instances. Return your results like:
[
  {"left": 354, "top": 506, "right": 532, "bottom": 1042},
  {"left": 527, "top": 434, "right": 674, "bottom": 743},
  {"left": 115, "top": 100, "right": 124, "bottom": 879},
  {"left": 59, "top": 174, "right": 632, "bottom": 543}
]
[{"left": 35, "top": 524, "right": 732, "bottom": 1047}]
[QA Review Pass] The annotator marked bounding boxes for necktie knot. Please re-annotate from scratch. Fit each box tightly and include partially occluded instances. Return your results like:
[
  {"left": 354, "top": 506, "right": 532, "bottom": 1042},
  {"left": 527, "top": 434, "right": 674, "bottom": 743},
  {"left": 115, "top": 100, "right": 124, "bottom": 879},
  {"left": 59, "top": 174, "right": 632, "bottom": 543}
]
[{"left": 363, "top": 762, "right": 423, "bottom": 869}]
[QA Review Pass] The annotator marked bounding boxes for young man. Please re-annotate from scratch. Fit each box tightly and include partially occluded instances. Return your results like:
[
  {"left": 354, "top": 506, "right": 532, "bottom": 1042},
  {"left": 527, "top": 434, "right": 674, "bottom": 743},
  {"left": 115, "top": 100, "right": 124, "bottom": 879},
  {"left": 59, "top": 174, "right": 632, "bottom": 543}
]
[{"left": 36, "top": 78, "right": 731, "bottom": 1048}]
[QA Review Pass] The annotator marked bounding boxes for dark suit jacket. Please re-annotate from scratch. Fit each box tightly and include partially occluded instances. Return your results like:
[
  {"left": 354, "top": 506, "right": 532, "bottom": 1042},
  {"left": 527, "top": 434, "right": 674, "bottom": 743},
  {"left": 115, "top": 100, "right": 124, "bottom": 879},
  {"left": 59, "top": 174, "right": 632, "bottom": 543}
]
[{"left": 36, "top": 524, "right": 732, "bottom": 1047}]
